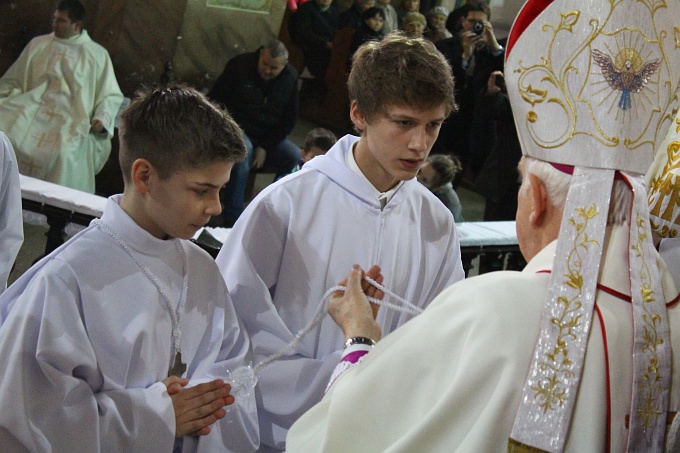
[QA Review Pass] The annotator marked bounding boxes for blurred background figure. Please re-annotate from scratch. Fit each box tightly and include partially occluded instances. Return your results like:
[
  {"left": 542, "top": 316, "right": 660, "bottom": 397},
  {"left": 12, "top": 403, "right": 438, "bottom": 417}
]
[
  {"left": 339, "top": 0, "right": 377, "bottom": 30},
  {"left": 402, "top": 12, "right": 427, "bottom": 38},
  {"left": 0, "top": 0, "right": 123, "bottom": 193},
  {"left": 397, "top": 0, "right": 420, "bottom": 28},
  {"left": 277, "top": 127, "right": 338, "bottom": 180},
  {"left": 349, "top": 7, "right": 385, "bottom": 62},
  {"left": 425, "top": 6, "right": 452, "bottom": 43},
  {"left": 474, "top": 70, "right": 521, "bottom": 221},
  {"left": 418, "top": 154, "right": 465, "bottom": 222},
  {"left": 375, "top": 0, "right": 398, "bottom": 34},
  {"left": 289, "top": 0, "right": 339, "bottom": 100},
  {"left": 208, "top": 40, "right": 300, "bottom": 227}
]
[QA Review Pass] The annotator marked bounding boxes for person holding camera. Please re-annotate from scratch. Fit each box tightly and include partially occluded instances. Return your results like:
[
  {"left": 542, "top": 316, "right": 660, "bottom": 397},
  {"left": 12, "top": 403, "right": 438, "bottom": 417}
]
[{"left": 432, "top": 0, "right": 504, "bottom": 185}]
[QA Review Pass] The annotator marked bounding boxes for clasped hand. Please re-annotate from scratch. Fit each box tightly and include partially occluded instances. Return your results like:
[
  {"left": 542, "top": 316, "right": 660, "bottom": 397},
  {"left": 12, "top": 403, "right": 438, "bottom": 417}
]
[{"left": 163, "top": 376, "right": 235, "bottom": 438}]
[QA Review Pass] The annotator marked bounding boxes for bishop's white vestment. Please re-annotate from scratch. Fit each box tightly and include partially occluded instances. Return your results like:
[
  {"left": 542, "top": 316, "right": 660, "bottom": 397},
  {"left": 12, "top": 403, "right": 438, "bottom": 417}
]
[
  {"left": 216, "top": 134, "right": 465, "bottom": 450},
  {"left": 660, "top": 238, "right": 680, "bottom": 289},
  {"left": 0, "top": 132, "right": 23, "bottom": 293},
  {"left": 286, "top": 225, "right": 680, "bottom": 452},
  {"left": 0, "top": 196, "right": 259, "bottom": 452},
  {"left": 0, "top": 31, "right": 123, "bottom": 193}
]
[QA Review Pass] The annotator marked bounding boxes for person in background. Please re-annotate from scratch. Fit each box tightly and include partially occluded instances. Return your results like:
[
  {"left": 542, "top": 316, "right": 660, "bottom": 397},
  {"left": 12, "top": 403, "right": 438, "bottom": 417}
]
[
  {"left": 0, "top": 133, "right": 23, "bottom": 294},
  {"left": 0, "top": 0, "right": 123, "bottom": 193},
  {"left": 402, "top": 12, "right": 427, "bottom": 38},
  {"left": 208, "top": 40, "right": 300, "bottom": 227},
  {"left": 433, "top": 0, "right": 504, "bottom": 184},
  {"left": 375, "top": 0, "right": 398, "bottom": 34},
  {"left": 339, "top": 0, "right": 377, "bottom": 30},
  {"left": 425, "top": 6, "right": 452, "bottom": 43},
  {"left": 474, "top": 70, "right": 522, "bottom": 221},
  {"left": 291, "top": 0, "right": 339, "bottom": 99},
  {"left": 397, "top": 0, "right": 420, "bottom": 27},
  {"left": 418, "top": 154, "right": 464, "bottom": 222},
  {"left": 277, "top": 128, "right": 338, "bottom": 181},
  {"left": 349, "top": 7, "right": 386, "bottom": 62}
]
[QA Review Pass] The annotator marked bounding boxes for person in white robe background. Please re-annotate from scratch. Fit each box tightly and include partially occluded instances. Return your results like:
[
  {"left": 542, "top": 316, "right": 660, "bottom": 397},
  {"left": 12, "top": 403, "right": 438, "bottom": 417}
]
[
  {"left": 287, "top": 0, "right": 680, "bottom": 450},
  {"left": 0, "top": 0, "right": 123, "bottom": 194},
  {"left": 0, "top": 132, "right": 23, "bottom": 294},
  {"left": 216, "top": 33, "right": 465, "bottom": 451},
  {"left": 0, "top": 85, "right": 259, "bottom": 452}
]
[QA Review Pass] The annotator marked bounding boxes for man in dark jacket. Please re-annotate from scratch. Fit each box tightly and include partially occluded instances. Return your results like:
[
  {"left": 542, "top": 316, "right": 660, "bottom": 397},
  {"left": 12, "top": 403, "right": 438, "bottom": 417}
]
[{"left": 209, "top": 40, "right": 300, "bottom": 226}]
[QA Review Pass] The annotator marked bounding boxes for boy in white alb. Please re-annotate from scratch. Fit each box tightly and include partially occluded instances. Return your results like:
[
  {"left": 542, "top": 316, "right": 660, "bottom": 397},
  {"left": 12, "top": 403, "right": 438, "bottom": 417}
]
[
  {"left": 0, "top": 86, "right": 259, "bottom": 452},
  {"left": 0, "top": 132, "right": 23, "bottom": 294},
  {"left": 216, "top": 33, "right": 465, "bottom": 451}
]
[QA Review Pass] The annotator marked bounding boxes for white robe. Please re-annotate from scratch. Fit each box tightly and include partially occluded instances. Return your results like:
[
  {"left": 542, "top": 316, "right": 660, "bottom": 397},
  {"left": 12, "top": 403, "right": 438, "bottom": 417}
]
[
  {"left": 216, "top": 134, "right": 465, "bottom": 450},
  {"left": 660, "top": 238, "right": 680, "bottom": 289},
  {"left": 0, "top": 196, "right": 259, "bottom": 453},
  {"left": 286, "top": 225, "right": 680, "bottom": 452},
  {"left": 0, "top": 31, "right": 123, "bottom": 193},
  {"left": 0, "top": 132, "right": 23, "bottom": 293}
]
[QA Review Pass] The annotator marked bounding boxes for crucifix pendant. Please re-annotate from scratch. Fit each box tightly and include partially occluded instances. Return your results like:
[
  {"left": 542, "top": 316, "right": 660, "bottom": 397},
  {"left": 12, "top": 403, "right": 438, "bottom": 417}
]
[{"left": 168, "top": 351, "right": 187, "bottom": 377}]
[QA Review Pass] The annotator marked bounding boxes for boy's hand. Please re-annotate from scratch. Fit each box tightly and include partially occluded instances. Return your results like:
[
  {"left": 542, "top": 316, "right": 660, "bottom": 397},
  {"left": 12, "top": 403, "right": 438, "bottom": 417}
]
[
  {"left": 162, "top": 377, "right": 234, "bottom": 438},
  {"left": 329, "top": 265, "right": 383, "bottom": 342}
]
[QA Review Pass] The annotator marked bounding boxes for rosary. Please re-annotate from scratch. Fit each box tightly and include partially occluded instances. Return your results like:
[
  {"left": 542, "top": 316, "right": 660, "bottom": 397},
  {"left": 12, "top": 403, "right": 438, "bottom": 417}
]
[
  {"left": 226, "top": 275, "right": 423, "bottom": 399},
  {"left": 94, "top": 220, "right": 189, "bottom": 377},
  {"left": 94, "top": 219, "right": 421, "bottom": 397}
]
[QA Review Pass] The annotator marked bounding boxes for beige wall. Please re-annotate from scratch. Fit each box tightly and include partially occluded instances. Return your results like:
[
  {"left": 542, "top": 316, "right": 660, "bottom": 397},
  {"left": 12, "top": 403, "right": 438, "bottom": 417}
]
[{"left": 172, "top": 0, "right": 286, "bottom": 91}]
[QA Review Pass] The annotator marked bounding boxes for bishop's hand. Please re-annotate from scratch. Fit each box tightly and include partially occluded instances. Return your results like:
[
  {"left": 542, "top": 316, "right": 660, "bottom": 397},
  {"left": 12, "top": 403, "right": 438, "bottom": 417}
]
[{"left": 329, "top": 265, "right": 383, "bottom": 343}]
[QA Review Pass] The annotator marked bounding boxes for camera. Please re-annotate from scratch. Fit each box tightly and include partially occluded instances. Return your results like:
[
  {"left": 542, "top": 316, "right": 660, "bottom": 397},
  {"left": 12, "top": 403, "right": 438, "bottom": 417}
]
[
  {"left": 472, "top": 20, "right": 484, "bottom": 35},
  {"left": 494, "top": 74, "right": 505, "bottom": 91}
]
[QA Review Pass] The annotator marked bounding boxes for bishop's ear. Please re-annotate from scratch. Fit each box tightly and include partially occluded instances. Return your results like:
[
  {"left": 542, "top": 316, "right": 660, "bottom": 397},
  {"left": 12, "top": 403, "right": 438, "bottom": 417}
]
[
  {"left": 528, "top": 172, "right": 548, "bottom": 225},
  {"left": 130, "top": 158, "right": 155, "bottom": 194}
]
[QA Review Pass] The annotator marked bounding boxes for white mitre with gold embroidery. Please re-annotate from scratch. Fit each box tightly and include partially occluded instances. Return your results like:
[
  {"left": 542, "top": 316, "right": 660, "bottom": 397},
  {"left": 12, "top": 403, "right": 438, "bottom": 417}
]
[{"left": 504, "top": 0, "right": 680, "bottom": 451}]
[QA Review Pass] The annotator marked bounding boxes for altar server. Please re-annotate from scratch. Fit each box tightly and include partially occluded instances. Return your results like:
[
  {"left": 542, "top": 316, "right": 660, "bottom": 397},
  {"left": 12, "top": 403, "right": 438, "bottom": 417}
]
[
  {"left": 0, "top": 85, "right": 259, "bottom": 452},
  {"left": 216, "top": 33, "right": 465, "bottom": 451}
]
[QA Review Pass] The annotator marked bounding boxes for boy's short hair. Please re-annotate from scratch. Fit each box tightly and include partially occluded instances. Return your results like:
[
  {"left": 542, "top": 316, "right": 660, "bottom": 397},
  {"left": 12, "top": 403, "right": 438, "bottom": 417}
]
[
  {"left": 304, "top": 128, "right": 338, "bottom": 152},
  {"left": 427, "top": 154, "right": 462, "bottom": 187},
  {"left": 362, "top": 7, "right": 385, "bottom": 21},
  {"left": 119, "top": 84, "right": 246, "bottom": 183},
  {"left": 57, "top": 0, "right": 86, "bottom": 22},
  {"left": 348, "top": 32, "right": 457, "bottom": 122}
]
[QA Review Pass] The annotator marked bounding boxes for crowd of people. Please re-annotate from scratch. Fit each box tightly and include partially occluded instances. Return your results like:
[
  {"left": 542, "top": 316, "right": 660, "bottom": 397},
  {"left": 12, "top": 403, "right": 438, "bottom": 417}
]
[{"left": 1, "top": 0, "right": 680, "bottom": 452}]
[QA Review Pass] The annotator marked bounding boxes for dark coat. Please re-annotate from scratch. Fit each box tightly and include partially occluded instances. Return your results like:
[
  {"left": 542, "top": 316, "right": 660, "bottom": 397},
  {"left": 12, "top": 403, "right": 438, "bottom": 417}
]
[
  {"left": 208, "top": 49, "right": 298, "bottom": 151},
  {"left": 292, "top": 1, "right": 339, "bottom": 77}
]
